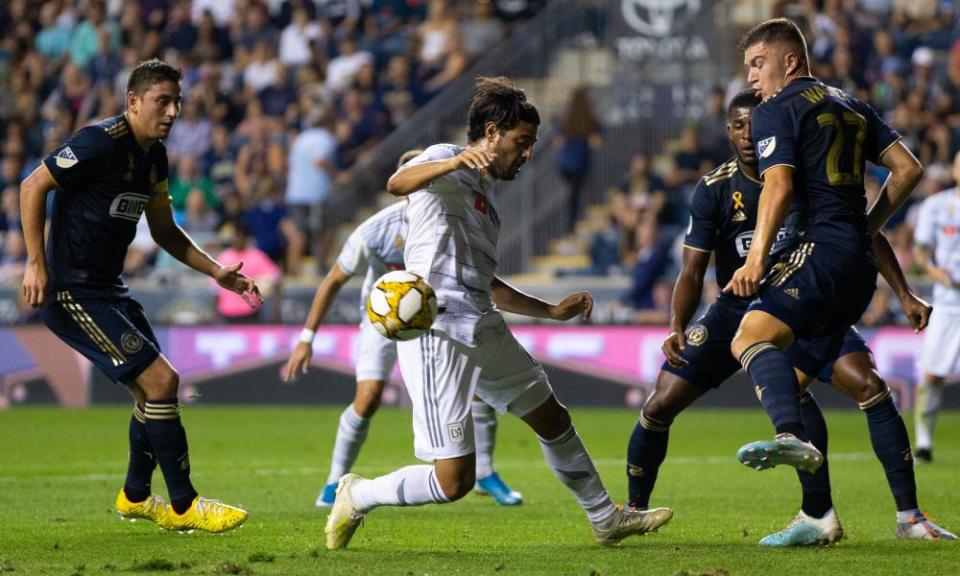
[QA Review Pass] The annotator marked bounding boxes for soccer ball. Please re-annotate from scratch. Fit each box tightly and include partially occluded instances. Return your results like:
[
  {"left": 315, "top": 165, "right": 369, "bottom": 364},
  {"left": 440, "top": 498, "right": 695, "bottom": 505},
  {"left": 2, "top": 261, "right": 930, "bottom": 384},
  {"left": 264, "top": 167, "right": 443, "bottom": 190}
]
[{"left": 366, "top": 271, "right": 438, "bottom": 341}]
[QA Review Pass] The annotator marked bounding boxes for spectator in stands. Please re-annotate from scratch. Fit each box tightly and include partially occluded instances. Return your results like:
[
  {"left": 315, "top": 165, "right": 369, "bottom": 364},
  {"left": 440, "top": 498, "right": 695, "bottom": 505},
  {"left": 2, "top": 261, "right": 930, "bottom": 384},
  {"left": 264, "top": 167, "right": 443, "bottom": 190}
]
[
  {"left": 417, "top": 0, "right": 461, "bottom": 74},
  {"left": 170, "top": 156, "right": 218, "bottom": 214},
  {"left": 87, "top": 25, "right": 124, "bottom": 88},
  {"left": 620, "top": 216, "right": 671, "bottom": 314},
  {"left": 279, "top": 6, "right": 324, "bottom": 66},
  {"left": 35, "top": 1, "right": 72, "bottom": 63},
  {"left": 68, "top": 0, "right": 119, "bottom": 68},
  {"left": 243, "top": 39, "right": 282, "bottom": 94},
  {"left": 554, "top": 86, "right": 601, "bottom": 234},
  {"left": 286, "top": 105, "right": 338, "bottom": 270},
  {"left": 203, "top": 124, "right": 238, "bottom": 194},
  {"left": 0, "top": 228, "right": 27, "bottom": 285},
  {"left": 166, "top": 98, "right": 213, "bottom": 163},
  {"left": 244, "top": 178, "right": 305, "bottom": 274},
  {"left": 326, "top": 35, "right": 374, "bottom": 94},
  {"left": 182, "top": 188, "right": 222, "bottom": 236},
  {"left": 700, "top": 87, "right": 731, "bottom": 166},
  {"left": 41, "top": 64, "right": 97, "bottom": 132},
  {"left": 461, "top": 0, "right": 505, "bottom": 61},
  {"left": 671, "top": 124, "right": 711, "bottom": 188},
  {"left": 165, "top": 3, "right": 198, "bottom": 55},
  {"left": 619, "top": 154, "right": 665, "bottom": 217},
  {"left": 215, "top": 223, "right": 281, "bottom": 324},
  {"left": 378, "top": 54, "right": 425, "bottom": 127}
]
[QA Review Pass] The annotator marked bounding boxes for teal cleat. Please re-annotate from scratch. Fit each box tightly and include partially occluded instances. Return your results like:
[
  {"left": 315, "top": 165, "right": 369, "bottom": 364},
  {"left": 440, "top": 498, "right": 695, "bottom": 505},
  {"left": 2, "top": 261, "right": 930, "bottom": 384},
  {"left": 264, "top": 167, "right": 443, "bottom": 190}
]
[
  {"left": 475, "top": 472, "right": 523, "bottom": 506},
  {"left": 737, "top": 433, "right": 824, "bottom": 473},
  {"left": 315, "top": 481, "right": 338, "bottom": 508},
  {"left": 760, "top": 509, "right": 843, "bottom": 547}
]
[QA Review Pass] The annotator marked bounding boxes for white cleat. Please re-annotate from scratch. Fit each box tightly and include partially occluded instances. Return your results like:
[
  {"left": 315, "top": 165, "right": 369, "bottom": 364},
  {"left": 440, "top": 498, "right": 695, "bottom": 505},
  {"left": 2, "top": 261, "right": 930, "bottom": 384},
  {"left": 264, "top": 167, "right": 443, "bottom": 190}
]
[
  {"left": 759, "top": 508, "right": 843, "bottom": 547},
  {"left": 324, "top": 473, "right": 366, "bottom": 550},
  {"left": 591, "top": 505, "right": 673, "bottom": 546},
  {"left": 896, "top": 513, "right": 958, "bottom": 541}
]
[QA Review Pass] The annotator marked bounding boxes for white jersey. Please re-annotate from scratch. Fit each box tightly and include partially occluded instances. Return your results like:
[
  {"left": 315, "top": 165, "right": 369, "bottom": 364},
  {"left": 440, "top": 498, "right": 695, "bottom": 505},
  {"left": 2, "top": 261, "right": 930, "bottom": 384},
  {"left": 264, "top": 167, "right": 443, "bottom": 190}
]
[
  {"left": 914, "top": 188, "right": 960, "bottom": 312},
  {"left": 400, "top": 144, "right": 500, "bottom": 343},
  {"left": 336, "top": 201, "right": 407, "bottom": 315}
]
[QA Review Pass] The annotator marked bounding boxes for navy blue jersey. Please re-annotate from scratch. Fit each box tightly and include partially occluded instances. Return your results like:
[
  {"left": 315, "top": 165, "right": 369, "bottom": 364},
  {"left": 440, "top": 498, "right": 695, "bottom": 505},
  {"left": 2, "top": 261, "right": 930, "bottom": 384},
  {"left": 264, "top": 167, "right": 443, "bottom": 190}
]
[
  {"left": 42, "top": 115, "right": 172, "bottom": 296},
  {"left": 752, "top": 77, "right": 900, "bottom": 252},
  {"left": 684, "top": 158, "right": 798, "bottom": 305}
]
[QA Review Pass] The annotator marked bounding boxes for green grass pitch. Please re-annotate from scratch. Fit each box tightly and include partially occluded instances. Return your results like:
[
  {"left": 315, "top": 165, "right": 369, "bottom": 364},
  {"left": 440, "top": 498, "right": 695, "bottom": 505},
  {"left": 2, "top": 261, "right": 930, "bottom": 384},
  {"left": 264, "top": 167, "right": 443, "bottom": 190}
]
[{"left": 1, "top": 406, "right": 957, "bottom": 575}]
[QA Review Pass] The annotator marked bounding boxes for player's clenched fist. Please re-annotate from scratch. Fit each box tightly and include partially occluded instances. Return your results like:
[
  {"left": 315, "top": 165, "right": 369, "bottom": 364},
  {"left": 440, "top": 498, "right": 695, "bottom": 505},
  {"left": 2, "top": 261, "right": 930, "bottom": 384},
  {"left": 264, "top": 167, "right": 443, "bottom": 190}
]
[{"left": 549, "top": 291, "right": 594, "bottom": 322}]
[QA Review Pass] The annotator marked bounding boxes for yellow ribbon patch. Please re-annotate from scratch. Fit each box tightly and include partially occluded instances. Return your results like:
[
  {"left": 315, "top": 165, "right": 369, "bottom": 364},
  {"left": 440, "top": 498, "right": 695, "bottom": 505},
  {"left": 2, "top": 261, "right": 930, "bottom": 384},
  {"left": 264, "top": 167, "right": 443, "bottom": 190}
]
[{"left": 732, "top": 191, "right": 745, "bottom": 210}]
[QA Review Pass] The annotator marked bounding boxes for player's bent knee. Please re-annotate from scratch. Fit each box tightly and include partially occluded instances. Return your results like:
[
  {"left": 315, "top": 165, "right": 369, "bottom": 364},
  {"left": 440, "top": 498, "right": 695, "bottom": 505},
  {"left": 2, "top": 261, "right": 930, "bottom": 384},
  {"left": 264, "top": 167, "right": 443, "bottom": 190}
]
[
  {"left": 641, "top": 394, "right": 675, "bottom": 428},
  {"left": 521, "top": 395, "right": 572, "bottom": 441},
  {"left": 435, "top": 466, "right": 475, "bottom": 501}
]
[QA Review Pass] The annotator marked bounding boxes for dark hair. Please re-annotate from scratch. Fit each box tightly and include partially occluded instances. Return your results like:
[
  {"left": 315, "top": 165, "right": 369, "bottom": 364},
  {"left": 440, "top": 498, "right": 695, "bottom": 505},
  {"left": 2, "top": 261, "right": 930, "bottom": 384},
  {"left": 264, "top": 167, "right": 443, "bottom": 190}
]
[
  {"left": 466, "top": 76, "right": 540, "bottom": 142},
  {"left": 126, "top": 59, "right": 182, "bottom": 96},
  {"left": 739, "top": 18, "right": 808, "bottom": 69},
  {"left": 727, "top": 89, "right": 762, "bottom": 114}
]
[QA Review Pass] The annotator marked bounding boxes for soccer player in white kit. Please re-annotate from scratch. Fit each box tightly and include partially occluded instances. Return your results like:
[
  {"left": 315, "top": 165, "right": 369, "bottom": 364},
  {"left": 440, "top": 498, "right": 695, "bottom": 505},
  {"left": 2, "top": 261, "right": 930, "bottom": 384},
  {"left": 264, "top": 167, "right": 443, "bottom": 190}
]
[
  {"left": 324, "top": 77, "right": 673, "bottom": 550},
  {"left": 283, "top": 151, "right": 521, "bottom": 507},
  {"left": 912, "top": 151, "right": 960, "bottom": 463}
]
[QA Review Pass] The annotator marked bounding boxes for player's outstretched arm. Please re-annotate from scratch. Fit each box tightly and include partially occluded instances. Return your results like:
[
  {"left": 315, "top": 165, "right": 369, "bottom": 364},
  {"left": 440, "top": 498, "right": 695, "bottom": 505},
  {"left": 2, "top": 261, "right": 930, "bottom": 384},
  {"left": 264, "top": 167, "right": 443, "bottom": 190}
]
[
  {"left": 19, "top": 165, "right": 57, "bottom": 308},
  {"left": 872, "top": 231, "right": 931, "bottom": 333},
  {"left": 867, "top": 142, "right": 923, "bottom": 236},
  {"left": 146, "top": 204, "right": 263, "bottom": 307},
  {"left": 663, "top": 248, "right": 711, "bottom": 367},
  {"left": 282, "top": 264, "right": 352, "bottom": 381},
  {"left": 386, "top": 147, "right": 495, "bottom": 196},
  {"left": 491, "top": 276, "right": 593, "bottom": 322},
  {"left": 724, "top": 165, "right": 794, "bottom": 297}
]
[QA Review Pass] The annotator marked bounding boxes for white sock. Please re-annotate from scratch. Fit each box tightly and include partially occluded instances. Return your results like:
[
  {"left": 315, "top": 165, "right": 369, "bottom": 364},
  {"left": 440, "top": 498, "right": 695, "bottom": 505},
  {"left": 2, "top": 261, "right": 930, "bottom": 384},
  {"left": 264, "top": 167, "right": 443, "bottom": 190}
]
[
  {"left": 538, "top": 426, "right": 616, "bottom": 524},
  {"left": 472, "top": 401, "right": 497, "bottom": 479},
  {"left": 349, "top": 465, "right": 450, "bottom": 513},
  {"left": 915, "top": 382, "right": 942, "bottom": 450},
  {"left": 326, "top": 404, "right": 370, "bottom": 485},
  {"left": 897, "top": 508, "right": 921, "bottom": 523}
]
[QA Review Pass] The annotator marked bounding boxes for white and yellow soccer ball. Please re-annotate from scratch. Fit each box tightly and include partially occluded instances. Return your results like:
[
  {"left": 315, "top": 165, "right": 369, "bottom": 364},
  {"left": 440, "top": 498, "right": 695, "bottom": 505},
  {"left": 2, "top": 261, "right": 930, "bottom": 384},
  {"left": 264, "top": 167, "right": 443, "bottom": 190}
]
[{"left": 366, "top": 271, "right": 438, "bottom": 341}]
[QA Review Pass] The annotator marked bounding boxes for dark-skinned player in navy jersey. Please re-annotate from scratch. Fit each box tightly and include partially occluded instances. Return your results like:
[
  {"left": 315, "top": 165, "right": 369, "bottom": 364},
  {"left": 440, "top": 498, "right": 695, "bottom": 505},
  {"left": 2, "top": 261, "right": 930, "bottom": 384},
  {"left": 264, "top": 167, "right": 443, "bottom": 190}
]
[
  {"left": 20, "top": 59, "right": 258, "bottom": 533},
  {"left": 626, "top": 89, "right": 955, "bottom": 545},
  {"left": 725, "top": 19, "right": 956, "bottom": 540}
]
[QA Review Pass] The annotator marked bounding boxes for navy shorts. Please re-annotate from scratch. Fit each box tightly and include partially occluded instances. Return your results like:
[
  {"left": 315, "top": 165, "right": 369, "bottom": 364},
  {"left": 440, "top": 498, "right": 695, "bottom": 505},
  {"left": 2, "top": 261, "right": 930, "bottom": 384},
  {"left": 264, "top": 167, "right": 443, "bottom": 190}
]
[
  {"left": 787, "top": 326, "right": 871, "bottom": 384},
  {"left": 748, "top": 241, "right": 877, "bottom": 340},
  {"left": 661, "top": 297, "right": 747, "bottom": 390},
  {"left": 40, "top": 290, "right": 161, "bottom": 384}
]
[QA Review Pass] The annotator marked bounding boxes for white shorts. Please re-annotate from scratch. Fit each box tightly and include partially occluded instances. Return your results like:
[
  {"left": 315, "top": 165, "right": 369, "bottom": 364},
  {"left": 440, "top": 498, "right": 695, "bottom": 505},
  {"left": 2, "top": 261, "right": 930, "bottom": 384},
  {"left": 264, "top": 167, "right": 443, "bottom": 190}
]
[
  {"left": 397, "top": 313, "right": 554, "bottom": 462},
  {"left": 920, "top": 307, "right": 960, "bottom": 377},
  {"left": 355, "top": 318, "right": 398, "bottom": 382}
]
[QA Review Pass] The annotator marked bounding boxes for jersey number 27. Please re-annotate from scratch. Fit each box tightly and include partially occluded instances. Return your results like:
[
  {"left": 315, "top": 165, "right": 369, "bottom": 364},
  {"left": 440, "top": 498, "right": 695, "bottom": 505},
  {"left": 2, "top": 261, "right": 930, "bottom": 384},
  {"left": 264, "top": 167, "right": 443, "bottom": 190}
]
[{"left": 817, "top": 111, "right": 867, "bottom": 187}]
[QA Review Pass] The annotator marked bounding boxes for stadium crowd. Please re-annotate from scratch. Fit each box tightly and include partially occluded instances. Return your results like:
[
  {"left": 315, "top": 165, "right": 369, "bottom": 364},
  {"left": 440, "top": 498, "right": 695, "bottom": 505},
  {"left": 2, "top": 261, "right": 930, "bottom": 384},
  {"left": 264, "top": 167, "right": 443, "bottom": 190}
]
[
  {"left": 0, "top": 0, "right": 957, "bottom": 327},
  {"left": 0, "top": 0, "right": 541, "bottom": 285}
]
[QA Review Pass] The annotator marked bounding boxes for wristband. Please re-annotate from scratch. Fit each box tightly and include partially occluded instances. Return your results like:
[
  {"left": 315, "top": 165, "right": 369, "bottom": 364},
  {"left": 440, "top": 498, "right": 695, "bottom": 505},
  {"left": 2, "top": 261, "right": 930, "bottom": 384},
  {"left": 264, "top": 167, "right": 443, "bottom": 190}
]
[{"left": 299, "top": 328, "right": 315, "bottom": 344}]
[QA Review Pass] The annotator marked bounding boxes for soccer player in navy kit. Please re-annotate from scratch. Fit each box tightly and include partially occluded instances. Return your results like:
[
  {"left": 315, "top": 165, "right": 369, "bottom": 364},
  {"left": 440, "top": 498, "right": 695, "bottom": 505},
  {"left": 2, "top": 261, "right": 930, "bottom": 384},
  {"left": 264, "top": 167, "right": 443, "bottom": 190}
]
[
  {"left": 20, "top": 60, "right": 258, "bottom": 533},
  {"left": 626, "top": 90, "right": 955, "bottom": 544},
  {"left": 725, "top": 20, "right": 956, "bottom": 540}
]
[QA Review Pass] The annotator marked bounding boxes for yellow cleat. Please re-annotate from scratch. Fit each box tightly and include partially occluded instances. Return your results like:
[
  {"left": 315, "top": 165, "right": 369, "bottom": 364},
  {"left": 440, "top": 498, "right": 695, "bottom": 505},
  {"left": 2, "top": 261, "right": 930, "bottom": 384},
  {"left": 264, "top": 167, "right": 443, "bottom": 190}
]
[
  {"left": 115, "top": 489, "right": 170, "bottom": 524},
  {"left": 159, "top": 496, "right": 248, "bottom": 533},
  {"left": 325, "top": 474, "right": 366, "bottom": 550}
]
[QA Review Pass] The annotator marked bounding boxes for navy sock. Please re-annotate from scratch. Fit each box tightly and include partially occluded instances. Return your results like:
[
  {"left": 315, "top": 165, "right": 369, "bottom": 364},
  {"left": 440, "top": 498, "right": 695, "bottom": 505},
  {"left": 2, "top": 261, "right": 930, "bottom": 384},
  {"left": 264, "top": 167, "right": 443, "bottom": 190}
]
[
  {"left": 123, "top": 403, "right": 156, "bottom": 503},
  {"left": 797, "top": 392, "right": 832, "bottom": 518},
  {"left": 626, "top": 410, "right": 670, "bottom": 509},
  {"left": 740, "top": 343, "right": 805, "bottom": 440},
  {"left": 862, "top": 391, "right": 918, "bottom": 512},
  {"left": 143, "top": 399, "right": 198, "bottom": 514}
]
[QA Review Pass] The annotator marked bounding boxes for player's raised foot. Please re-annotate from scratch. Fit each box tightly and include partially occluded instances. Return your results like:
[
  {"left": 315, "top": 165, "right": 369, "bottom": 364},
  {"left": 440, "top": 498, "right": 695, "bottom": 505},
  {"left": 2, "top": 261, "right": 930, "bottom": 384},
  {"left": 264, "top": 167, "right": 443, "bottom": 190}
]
[
  {"left": 592, "top": 505, "right": 673, "bottom": 546},
  {"left": 159, "top": 497, "right": 247, "bottom": 533},
  {"left": 759, "top": 508, "right": 843, "bottom": 547},
  {"left": 325, "top": 473, "right": 366, "bottom": 550},
  {"left": 896, "top": 512, "right": 958, "bottom": 541},
  {"left": 115, "top": 489, "right": 169, "bottom": 524},
  {"left": 737, "top": 433, "right": 823, "bottom": 473},
  {"left": 475, "top": 472, "right": 522, "bottom": 506},
  {"left": 914, "top": 447, "right": 933, "bottom": 464},
  {"left": 316, "top": 481, "right": 338, "bottom": 508}
]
